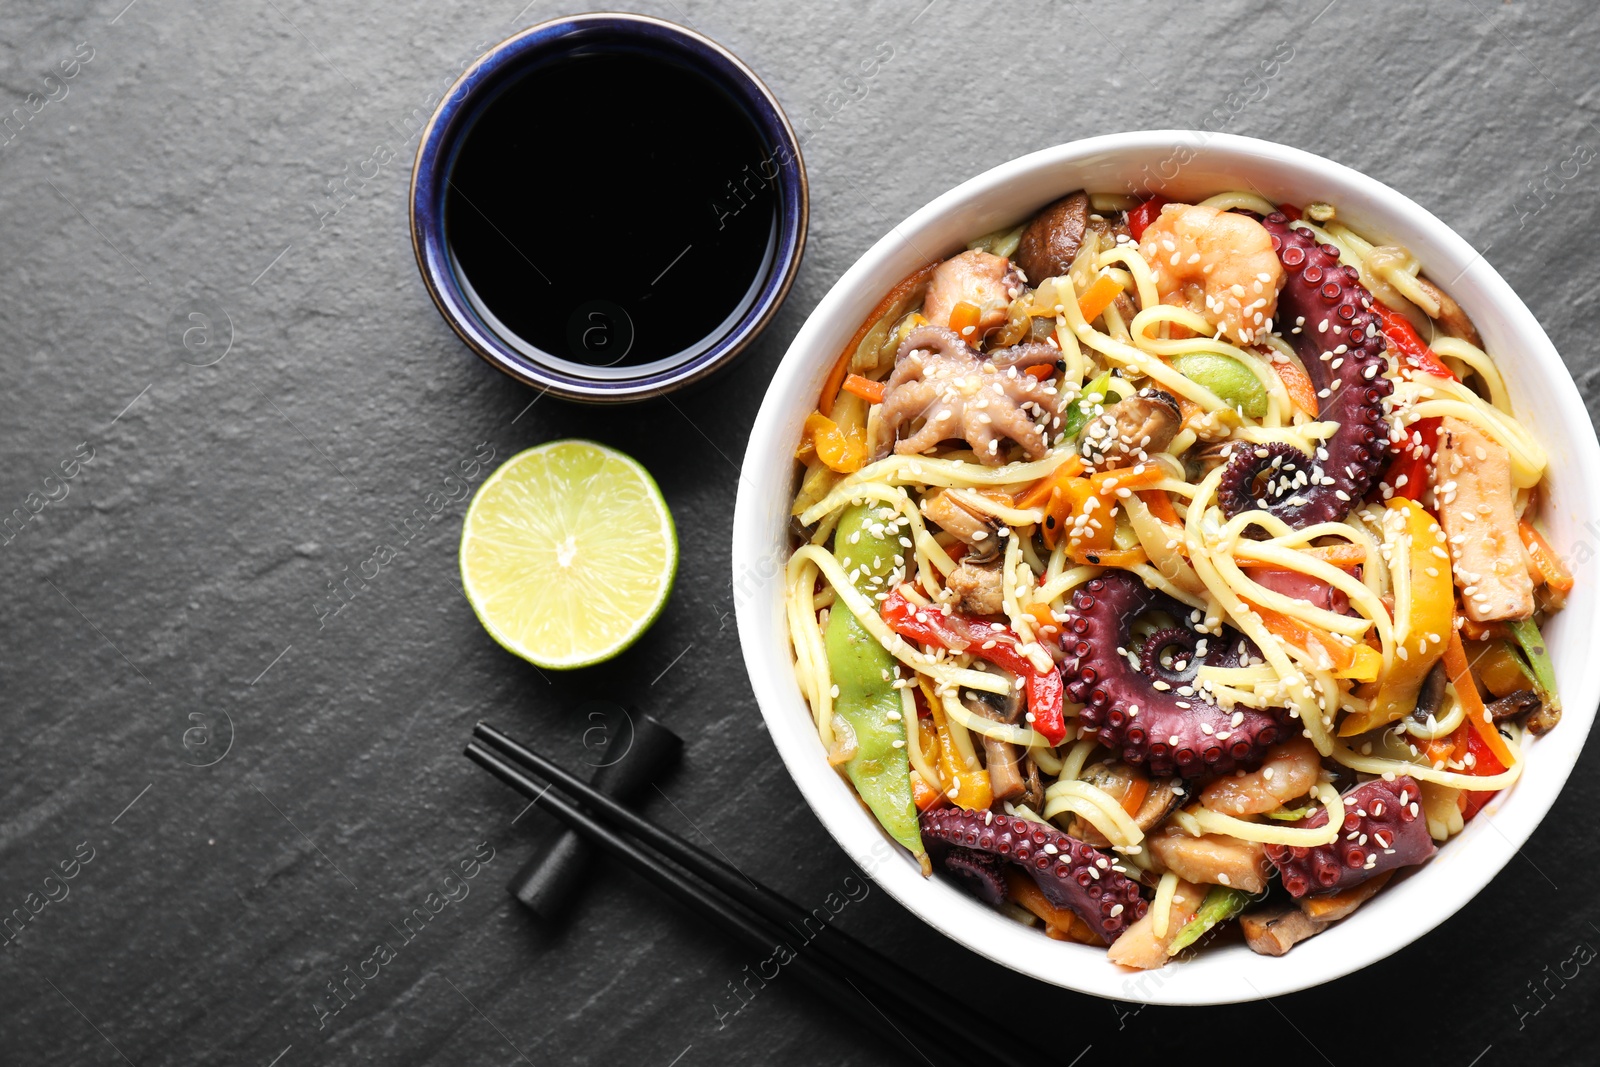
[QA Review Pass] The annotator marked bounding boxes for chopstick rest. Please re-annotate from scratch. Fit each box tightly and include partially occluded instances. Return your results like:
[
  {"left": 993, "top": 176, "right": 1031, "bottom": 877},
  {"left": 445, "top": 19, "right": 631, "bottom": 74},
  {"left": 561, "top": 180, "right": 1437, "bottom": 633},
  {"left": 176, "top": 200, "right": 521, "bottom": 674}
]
[{"left": 506, "top": 704, "right": 681, "bottom": 919}]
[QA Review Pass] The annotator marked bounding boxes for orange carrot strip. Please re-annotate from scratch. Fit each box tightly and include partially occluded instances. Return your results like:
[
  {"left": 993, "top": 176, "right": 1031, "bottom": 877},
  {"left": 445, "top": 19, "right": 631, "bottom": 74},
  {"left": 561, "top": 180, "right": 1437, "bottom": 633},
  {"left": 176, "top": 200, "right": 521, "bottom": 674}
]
[
  {"left": 1138, "top": 489, "right": 1180, "bottom": 525},
  {"left": 1016, "top": 455, "right": 1085, "bottom": 509},
  {"left": 820, "top": 260, "right": 939, "bottom": 413},
  {"left": 1069, "top": 546, "right": 1148, "bottom": 568},
  {"left": 1024, "top": 602, "right": 1060, "bottom": 639},
  {"left": 1023, "top": 363, "right": 1056, "bottom": 380},
  {"left": 1299, "top": 543, "right": 1368, "bottom": 570},
  {"left": 1076, "top": 272, "right": 1124, "bottom": 324},
  {"left": 841, "top": 373, "right": 886, "bottom": 404},
  {"left": 1120, "top": 773, "right": 1150, "bottom": 817},
  {"left": 948, "top": 301, "right": 981, "bottom": 337},
  {"left": 1443, "top": 626, "right": 1517, "bottom": 769},
  {"left": 1004, "top": 868, "right": 1101, "bottom": 944},
  {"left": 1518, "top": 521, "right": 1573, "bottom": 594},
  {"left": 1244, "top": 598, "right": 1358, "bottom": 673}
]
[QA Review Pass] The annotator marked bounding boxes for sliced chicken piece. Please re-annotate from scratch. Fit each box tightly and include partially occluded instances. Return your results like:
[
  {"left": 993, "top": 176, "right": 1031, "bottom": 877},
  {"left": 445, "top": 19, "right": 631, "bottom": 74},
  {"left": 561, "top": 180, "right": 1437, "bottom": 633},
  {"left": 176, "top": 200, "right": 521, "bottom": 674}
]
[
  {"left": 1433, "top": 416, "right": 1534, "bottom": 622},
  {"left": 1147, "top": 828, "right": 1269, "bottom": 893},
  {"left": 1106, "top": 878, "right": 1205, "bottom": 970},
  {"left": 921, "top": 250, "right": 1021, "bottom": 338}
]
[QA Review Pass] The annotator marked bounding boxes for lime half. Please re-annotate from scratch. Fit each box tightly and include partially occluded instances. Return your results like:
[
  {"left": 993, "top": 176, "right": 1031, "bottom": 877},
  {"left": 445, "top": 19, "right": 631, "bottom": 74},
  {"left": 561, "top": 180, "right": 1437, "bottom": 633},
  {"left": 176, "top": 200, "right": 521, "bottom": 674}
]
[{"left": 460, "top": 440, "right": 677, "bottom": 669}]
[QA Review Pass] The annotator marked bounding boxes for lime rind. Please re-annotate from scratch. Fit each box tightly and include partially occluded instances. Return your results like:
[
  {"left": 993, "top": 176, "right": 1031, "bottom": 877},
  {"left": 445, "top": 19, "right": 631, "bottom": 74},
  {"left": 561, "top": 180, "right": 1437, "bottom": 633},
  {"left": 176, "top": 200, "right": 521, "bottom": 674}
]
[{"left": 459, "top": 439, "right": 677, "bottom": 669}]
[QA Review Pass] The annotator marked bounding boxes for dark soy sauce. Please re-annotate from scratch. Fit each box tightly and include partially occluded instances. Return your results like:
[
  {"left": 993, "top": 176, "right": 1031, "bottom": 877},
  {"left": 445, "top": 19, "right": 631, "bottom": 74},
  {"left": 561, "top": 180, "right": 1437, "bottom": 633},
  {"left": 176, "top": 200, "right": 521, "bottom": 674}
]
[{"left": 446, "top": 51, "right": 779, "bottom": 370}]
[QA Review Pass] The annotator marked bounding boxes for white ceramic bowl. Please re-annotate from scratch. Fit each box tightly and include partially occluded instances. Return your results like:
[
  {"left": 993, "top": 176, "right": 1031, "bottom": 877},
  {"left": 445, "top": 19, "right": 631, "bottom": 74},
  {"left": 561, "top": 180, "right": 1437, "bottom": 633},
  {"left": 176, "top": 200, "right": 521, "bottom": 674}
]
[{"left": 732, "top": 131, "right": 1600, "bottom": 1004}]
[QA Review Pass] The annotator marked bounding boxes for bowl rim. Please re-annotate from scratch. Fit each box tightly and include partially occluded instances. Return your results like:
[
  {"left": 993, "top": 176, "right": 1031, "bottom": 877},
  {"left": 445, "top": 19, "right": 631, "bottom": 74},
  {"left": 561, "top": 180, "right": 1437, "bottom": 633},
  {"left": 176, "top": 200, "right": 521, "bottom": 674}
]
[
  {"left": 408, "top": 12, "right": 808, "bottom": 403},
  {"left": 732, "top": 129, "right": 1600, "bottom": 1003}
]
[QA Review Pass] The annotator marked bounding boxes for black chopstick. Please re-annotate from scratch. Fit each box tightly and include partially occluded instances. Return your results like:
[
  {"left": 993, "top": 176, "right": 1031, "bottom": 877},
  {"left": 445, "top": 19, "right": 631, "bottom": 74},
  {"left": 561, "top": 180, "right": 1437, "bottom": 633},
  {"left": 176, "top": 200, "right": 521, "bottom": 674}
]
[
  {"left": 473, "top": 722, "right": 911, "bottom": 993},
  {"left": 467, "top": 726, "right": 1034, "bottom": 1067},
  {"left": 465, "top": 741, "right": 962, "bottom": 1066}
]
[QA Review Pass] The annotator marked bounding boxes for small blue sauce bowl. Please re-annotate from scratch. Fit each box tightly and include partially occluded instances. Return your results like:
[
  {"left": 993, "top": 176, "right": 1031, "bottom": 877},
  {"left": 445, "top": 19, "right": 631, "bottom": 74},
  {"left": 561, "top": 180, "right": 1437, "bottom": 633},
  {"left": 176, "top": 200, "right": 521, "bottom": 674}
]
[{"left": 410, "top": 13, "right": 808, "bottom": 403}]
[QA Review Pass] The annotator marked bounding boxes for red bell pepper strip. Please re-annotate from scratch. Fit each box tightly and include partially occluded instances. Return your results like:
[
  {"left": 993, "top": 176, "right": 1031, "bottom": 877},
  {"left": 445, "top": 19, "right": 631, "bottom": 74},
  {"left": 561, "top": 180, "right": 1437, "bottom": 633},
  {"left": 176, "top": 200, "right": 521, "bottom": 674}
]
[
  {"left": 1127, "top": 196, "right": 1168, "bottom": 242},
  {"left": 1376, "top": 304, "right": 1457, "bottom": 381},
  {"left": 1277, "top": 203, "right": 1302, "bottom": 222},
  {"left": 1380, "top": 416, "right": 1441, "bottom": 501},
  {"left": 1374, "top": 304, "right": 1458, "bottom": 499},
  {"left": 881, "top": 589, "right": 1066, "bottom": 745},
  {"left": 1460, "top": 727, "right": 1508, "bottom": 821}
]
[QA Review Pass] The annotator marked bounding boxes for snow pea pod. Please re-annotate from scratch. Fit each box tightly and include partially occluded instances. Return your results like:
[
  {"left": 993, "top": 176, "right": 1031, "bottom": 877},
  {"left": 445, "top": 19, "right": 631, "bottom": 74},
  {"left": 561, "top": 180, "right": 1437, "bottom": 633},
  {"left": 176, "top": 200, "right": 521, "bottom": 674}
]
[{"left": 826, "top": 502, "right": 921, "bottom": 854}]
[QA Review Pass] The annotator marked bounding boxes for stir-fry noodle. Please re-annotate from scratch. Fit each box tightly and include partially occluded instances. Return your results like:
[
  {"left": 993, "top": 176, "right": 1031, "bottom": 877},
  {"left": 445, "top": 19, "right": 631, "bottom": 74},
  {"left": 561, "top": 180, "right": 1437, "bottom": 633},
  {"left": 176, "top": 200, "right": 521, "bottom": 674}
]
[{"left": 785, "top": 190, "right": 1568, "bottom": 966}]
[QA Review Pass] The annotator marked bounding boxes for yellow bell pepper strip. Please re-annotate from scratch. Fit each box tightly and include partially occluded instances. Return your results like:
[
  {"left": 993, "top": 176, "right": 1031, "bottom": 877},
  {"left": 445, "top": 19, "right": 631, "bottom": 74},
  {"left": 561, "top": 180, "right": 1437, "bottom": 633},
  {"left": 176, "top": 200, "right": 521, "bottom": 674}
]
[
  {"left": 824, "top": 504, "right": 922, "bottom": 853},
  {"left": 883, "top": 588, "right": 1067, "bottom": 745},
  {"left": 803, "top": 411, "right": 866, "bottom": 473},
  {"left": 919, "top": 679, "right": 992, "bottom": 810},
  {"left": 1339, "top": 498, "right": 1453, "bottom": 735},
  {"left": 841, "top": 373, "right": 886, "bottom": 405},
  {"left": 1506, "top": 617, "right": 1561, "bottom": 711},
  {"left": 820, "top": 260, "right": 940, "bottom": 414},
  {"left": 1076, "top": 271, "right": 1124, "bottom": 324},
  {"left": 1463, "top": 638, "right": 1536, "bottom": 698},
  {"left": 1442, "top": 625, "right": 1517, "bottom": 770},
  {"left": 1518, "top": 521, "right": 1573, "bottom": 595}
]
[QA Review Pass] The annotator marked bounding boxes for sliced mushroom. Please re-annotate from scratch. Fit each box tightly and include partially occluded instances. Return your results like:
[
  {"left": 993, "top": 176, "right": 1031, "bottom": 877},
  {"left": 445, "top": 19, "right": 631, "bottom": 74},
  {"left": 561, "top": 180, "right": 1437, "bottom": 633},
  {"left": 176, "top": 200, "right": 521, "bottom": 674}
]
[
  {"left": 1014, "top": 191, "right": 1090, "bottom": 284},
  {"left": 962, "top": 665, "right": 1026, "bottom": 801},
  {"left": 1416, "top": 276, "right": 1483, "bottom": 348},
  {"left": 920, "top": 488, "right": 999, "bottom": 556},
  {"left": 946, "top": 557, "right": 1004, "bottom": 615},
  {"left": 1487, "top": 687, "right": 1559, "bottom": 735},
  {"left": 1019, "top": 754, "right": 1045, "bottom": 814},
  {"left": 1077, "top": 390, "right": 1182, "bottom": 472},
  {"left": 1409, "top": 660, "right": 1449, "bottom": 727},
  {"left": 1244, "top": 870, "right": 1394, "bottom": 956},
  {"left": 1241, "top": 906, "right": 1321, "bottom": 956},
  {"left": 1070, "top": 761, "right": 1182, "bottom": 846}
]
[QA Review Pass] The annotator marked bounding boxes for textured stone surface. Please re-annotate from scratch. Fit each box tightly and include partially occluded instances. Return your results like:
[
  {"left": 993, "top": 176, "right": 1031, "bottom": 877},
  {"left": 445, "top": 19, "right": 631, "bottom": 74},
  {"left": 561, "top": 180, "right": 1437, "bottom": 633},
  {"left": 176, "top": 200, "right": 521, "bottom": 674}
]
[{"left": 1, "top": 1, "right": 1597, "bottom": 1064}]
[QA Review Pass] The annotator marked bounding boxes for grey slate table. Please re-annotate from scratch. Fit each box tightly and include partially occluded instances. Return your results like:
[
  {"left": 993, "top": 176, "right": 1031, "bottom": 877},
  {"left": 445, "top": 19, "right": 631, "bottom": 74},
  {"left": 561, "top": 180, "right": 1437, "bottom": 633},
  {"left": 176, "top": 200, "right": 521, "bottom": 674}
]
[{"left": 3, "top": 1, "right": 1597, "bottom": 1064}]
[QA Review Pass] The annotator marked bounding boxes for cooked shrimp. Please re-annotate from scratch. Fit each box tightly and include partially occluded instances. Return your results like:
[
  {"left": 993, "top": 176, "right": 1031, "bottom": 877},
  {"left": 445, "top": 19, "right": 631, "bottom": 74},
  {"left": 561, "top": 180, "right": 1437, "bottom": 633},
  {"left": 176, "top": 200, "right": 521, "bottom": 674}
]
[
  {"left": 1198, "top": 738, "right": 1320, "bottom": 816},
  {"left": 1139, "top": 203, "right": 1284, "bottom": 345}
]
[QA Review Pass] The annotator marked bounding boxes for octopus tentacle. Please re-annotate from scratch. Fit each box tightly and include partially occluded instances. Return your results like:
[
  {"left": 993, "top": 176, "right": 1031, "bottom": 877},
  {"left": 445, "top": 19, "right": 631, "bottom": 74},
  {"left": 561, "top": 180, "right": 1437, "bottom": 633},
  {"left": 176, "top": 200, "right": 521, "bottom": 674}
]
[
  {"left": 940, "top": 846, "right": 1007, "bottom": 906},
  {"left": 1218, "top": 216, "right": 1392, "bottom": 528},
  {"left": 1265, "top": 776, "right": 1435, "bottom": 897},
  {"left": 921, "top": 808, "right": 1146, "bottom": 940},
  {"left": 1060, "top": 573, "right": 1283, "bottom": 778}
]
